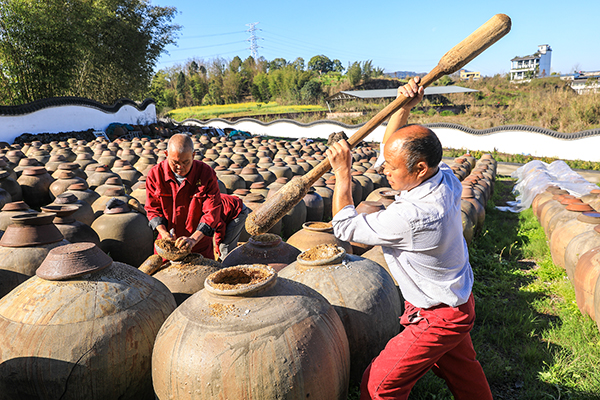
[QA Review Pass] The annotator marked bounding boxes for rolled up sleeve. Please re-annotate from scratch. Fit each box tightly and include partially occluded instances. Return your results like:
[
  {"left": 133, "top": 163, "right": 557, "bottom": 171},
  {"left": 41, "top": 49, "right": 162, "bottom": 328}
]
[{"left": 331, "top": 204, "right": 412, "bottom": 248}]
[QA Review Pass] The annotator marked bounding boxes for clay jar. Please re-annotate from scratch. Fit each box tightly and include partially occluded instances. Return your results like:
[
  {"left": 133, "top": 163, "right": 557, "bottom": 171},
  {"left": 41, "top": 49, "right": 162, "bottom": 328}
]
[
  {"left": 461, "top": 209, "right": 475, "bottom": 246},
  {"left": 552, "top": 211, "right": 600, "bottom": 274},
  {"left": 0, "top": 170, "right": 22, "bottom": 201},
  {"left": 116, "top": 164, "right": 142, "bottom": 187},
  {"left": 222, "top": 233, "right": 302, "bottom": 271},
  {"left": 532, "top": 187, "right": 566, "bottom": 217},
  {"left": 303, "top": 187, "right": 324, "bottom": 222},
  {"left": 0, "top": 243, "right": 176, "bottom": 400},
  {"left": 91, "top": 202, "right": 153, "bottom": 267},
  {"left": 287, "top": 221, "right": 353, "bottom": 254},
  {"left": 63, "top": 182, "right": 100, "bottom": 207},
  {"left": 546, "top": 200, "right": 594, "bottom": 242},
  {"left": 365, "top": 187, "right": 398, "bottom": 208},
  {"left": 41, "top": 204, "right": 100, "bottom": 246},
  {"left": 218, "top": 170, "right": 246, "bottom": 194},
  {"left": 92, "top": 187, "right": 131, "bottom": 217},
  {"left": 313, "top": 178, "right": 334, "bottom": 220},
  {"left": 0, "top": 201, "right": 37, "bottom": 234},
  {"left": 95, "top": 176, "right": 127, "bottom": 197},
  {"left": 152, "top": 265, "right": 350, "bottom": 400},
  {"left": 151, "top": 253, "right": 223, "bottom": 306},
  {"left": 575, "top": 247, "right": 600, "bottom": 319},
  {"left": 86, "top": 165, "right": 119, "bottom": 190},
  {"left": 0, "top": 213, "right": 69, "bottom": 299},
  {"left": 538, "top": 194, "right": 574, "bottom": 230},
  {"left": 239, "top": 166, "right": 264, "bottom": 189},
  {"left": 18, "top": 166, "right": 54, "bottom": 208},
  {"left": 280, "top": 245, "right": 402, "bottom": 384},
  {"left": 565, "top": 223, "right": 600, "bottom": 284},
  {"left": 49, "top": 170, "right": 86, "bottom": 199},
  {"left": 462, "top": 186, "right": 485, "bottom": 233}
]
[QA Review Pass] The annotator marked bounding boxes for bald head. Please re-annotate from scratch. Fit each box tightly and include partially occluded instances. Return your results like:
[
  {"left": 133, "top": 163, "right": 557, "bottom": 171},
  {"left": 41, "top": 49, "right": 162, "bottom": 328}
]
[
  {"left": 167, "top": 133, "right": 194, "bottom": 155},
  {"left": 386, "top": 125, "right": 442, "bottom": 173}
]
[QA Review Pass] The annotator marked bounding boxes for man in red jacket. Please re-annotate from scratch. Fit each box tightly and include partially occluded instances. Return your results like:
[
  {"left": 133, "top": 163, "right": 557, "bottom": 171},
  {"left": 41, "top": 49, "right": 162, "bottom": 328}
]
[{"left": 145, "top": 133, "right": 244, "bottom": 259}]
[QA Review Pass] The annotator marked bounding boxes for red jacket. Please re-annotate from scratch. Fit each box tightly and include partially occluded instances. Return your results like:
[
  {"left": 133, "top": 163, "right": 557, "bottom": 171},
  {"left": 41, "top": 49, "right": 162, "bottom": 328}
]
[
  {"left": 214, "top": 193, "right": 244, "bottom": 248},
  {"left": 146, "top": 159, "right": 223, "bottom": 258}
]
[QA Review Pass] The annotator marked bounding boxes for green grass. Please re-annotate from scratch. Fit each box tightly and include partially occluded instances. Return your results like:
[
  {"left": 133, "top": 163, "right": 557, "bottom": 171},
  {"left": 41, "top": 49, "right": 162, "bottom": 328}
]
[
  {"left": 166, "top": 102, "right": 327, "bottom": 122},
  {"left": 350, "top": 177, "right": 600, "bottom": 399}
]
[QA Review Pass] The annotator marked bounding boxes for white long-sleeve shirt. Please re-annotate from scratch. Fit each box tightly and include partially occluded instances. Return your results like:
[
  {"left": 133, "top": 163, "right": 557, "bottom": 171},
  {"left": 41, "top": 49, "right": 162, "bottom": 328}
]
[{"left": 331, "top": 163, "right": 473, "bottom": 309}]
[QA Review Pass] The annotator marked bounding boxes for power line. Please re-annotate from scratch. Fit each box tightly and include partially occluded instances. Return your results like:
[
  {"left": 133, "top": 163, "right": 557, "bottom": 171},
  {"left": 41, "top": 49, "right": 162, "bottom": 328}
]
[{"left": 169, "top": 40, "right": 247, "bottom": 52}]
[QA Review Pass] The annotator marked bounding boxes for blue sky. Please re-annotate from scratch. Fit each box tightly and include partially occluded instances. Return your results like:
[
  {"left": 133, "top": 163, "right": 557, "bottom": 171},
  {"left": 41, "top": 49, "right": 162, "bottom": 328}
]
[{"left": 154, "top": 0, "right": 599, "bottom": 76}]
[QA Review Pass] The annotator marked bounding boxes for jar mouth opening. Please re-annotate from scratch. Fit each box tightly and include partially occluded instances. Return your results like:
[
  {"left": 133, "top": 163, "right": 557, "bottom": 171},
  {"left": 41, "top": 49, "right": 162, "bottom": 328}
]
[
  {"left": 297, "top": 244, "right": 346, "bottom": 266},
  {"left": 249, "top": 233, "right": 282, "bottom": 247},
  {"left": 302, "top": 221, "right": 333, "bottom": 232},
  {"left": 205, "top": 265, "right": 276, "bottom": 296}
]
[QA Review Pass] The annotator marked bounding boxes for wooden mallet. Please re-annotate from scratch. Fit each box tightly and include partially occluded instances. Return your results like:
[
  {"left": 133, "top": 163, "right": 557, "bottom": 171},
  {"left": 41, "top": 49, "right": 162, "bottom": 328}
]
[{"left": 245, "top": 13, "right": 511, "bottom": 236}]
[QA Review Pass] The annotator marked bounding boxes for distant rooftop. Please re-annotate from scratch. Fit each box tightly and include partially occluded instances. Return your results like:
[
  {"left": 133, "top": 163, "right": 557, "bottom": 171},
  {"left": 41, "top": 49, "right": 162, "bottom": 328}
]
[{"left": 327, "top": 86, "right": 478, "bottom": 101}]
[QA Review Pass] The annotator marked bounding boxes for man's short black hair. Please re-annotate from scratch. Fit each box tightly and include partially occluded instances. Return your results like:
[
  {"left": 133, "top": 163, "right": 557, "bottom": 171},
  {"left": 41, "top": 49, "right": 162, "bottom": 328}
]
[{"left": 400, "top": 125, "right": 443, "bottom": 173}]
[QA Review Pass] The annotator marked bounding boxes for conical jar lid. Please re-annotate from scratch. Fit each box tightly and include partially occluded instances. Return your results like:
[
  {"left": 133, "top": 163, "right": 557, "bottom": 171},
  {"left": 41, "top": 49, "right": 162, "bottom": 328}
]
[
  {"left": 36, "top": 242, "right": 112, "bottom": 280},
  {"left": 0, "top": 212, "right": 64, "bottom": 247},
  {"left": 1, "top": 201, "right": 31, "bottom": 212}
]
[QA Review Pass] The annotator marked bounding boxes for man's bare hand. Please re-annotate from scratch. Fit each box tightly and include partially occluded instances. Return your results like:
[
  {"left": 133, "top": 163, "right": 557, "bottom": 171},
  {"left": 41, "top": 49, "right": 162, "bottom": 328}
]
[
  {"left": 175, "top": 236, "right": 196, "bottom": 251},
  {"left": 399, "top": 76, "right": 424, "bottom": 111},
  {"left": 326, "top": 139, "right": 352, "bottom": 176}
]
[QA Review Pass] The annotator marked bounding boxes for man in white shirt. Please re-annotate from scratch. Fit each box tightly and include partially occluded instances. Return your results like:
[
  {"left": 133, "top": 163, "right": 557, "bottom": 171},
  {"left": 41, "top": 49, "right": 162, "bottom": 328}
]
[{"left": 326, "top": 77, "right": 493, "bottom": 400}]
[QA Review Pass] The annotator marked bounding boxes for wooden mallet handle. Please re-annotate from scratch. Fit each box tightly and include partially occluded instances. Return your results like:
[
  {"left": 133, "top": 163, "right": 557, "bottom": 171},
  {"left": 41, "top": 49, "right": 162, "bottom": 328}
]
[{"left": 246, "top": 14, "right": 511, "bottom": 236}]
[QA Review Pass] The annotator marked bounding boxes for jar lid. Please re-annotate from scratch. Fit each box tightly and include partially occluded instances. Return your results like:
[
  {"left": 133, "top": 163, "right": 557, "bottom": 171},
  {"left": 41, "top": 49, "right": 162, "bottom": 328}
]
[
  {"left": 67, "top": 182, "right": 88, "bottom": 191},
  {"left": 566, "top": 203, "right": 594, "bottom": 212},
  {"left": 36, "top": 243, "right": 112, "bottom": 281},
  {"left": 1, "top": 201, "right": 31, "bottom": 212},
  {"left": 0, "top": 212, "right": 64, "bottom": 247},
  {"left": 41, "top": 204, "right": 79, "bottom": 218},
  {"left": 22, "top": 166, "right": 48, "bottom": 176}
]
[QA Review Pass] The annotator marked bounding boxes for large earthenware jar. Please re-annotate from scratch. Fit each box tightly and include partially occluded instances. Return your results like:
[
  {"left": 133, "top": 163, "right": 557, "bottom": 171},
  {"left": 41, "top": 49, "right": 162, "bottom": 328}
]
[
  {"left": 0, "top": 170, "right": 22, "bottom": 201},
  {"left": 18, "top": 166, "right": 54, "bottom": 208},
  {"left": 280, "top": 244, "right": 402, "bottom": 383},
  {"left": 218, "top": 170, "right": 246, "bottom": 194},
  {"left": 150, "top": 253, "right": 223, "bottom": 306},
  {"left": 539, "top": 194, "right": 575, "bottom": 232},
  {"left": 551, "top": 211, "right": 600, "bottom": 273},
  {"left": 303, "top": 187, "right": 324, "bottom": 222},
  {"left": 546, "top": 200, "right": 594, "bottom": 242},
  {"left": 49, "top": 170, "right": 86, "bottom": 200},
  {"left": 575, "top": 247, "right": 600, "bottom": 319},
  {"left": 287, "top": 221, "right": 352, "bottom": 254},
  {"left": 532, "top": 186, "right": 566, "bottom": 218},
  {"left": 0, "top": 213, "right": 69, "bottom": 299},
  {"left": 0, "top": 243, "right": 176, "bottom": 400},
  {"left": 63, "top": 182, "right": 100, "bottom": 207},
  {"left": 462, "top": 186, "right": 485, "bottom": 233},
  {"left": 41, "top": 204, "right": 100, "bottom": 246},
  {"left": 0, "top": 201, "right": 36, "bottom": 234},
  {"left": 91, "top": 187, "right": 131, "bottom": 217},
  {"left": 152, "top": 264, "right": 350, "bottom": 400},
  {"left": 86, "top": 165, "right": 119, "bottom": 190},
  {"left": 461, "top": 209, "right": 475, "bottom": 246},
  {"left": 365, "top": 187, "right": 398, "bottom": 208},
  {"left": 222, "top": 233, "right": 302, "bottom": 271},
  {"left": 91, "top": 201, "right": 153, "bottom": 268},
  {"left": 116, "top": 164, "right": 142, "bottom": 187}
]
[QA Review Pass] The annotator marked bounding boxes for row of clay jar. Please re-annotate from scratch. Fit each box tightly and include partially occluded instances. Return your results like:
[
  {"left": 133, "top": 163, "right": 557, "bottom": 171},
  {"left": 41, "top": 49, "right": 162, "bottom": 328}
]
[
  {"left": 532, "top": 186, "right": 600, "bottom": 332},
  {"left": 0, "top": 236, "right": 401, "bottom": 398}
]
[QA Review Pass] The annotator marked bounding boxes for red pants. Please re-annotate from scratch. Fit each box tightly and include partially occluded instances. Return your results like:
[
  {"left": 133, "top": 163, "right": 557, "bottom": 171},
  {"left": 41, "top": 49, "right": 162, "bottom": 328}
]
[{"left": 360, "top": 293, "right": 492, "bottom": 400}]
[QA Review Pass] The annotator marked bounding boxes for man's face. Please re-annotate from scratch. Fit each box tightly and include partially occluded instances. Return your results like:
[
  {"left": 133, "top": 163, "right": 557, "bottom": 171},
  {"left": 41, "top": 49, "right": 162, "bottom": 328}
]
[
  {"left": 383, "top": 143, "right": 421, "bottom": 192},
  {"left": 167, "top": 149, "right": 193, "bottom": 176}
]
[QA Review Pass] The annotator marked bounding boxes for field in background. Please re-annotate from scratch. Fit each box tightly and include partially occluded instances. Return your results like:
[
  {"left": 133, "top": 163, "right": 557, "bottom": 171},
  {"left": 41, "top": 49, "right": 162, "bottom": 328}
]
[{"left": 166, "top": 102, "right": 326, "bottom": 121}]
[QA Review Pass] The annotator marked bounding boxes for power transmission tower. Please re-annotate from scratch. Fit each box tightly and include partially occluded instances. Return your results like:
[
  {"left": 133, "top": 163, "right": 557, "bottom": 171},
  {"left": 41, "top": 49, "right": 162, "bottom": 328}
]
[{"left": 246, "top": 22, "right": 262, "bottom": 59}]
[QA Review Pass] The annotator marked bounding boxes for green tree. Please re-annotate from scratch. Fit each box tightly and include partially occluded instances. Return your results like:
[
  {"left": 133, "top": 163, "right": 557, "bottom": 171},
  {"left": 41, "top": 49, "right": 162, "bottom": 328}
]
[
  {"left": 252, "top": 72, "right": 270, "bottom": 102},
  {"left": 0, "top": 0, "right": 180, "bottom": 105},
  {"left": 308, "top": 55, "right": 333, "bottom": 74},
  {"left": 300, "top": 79, "right": 322, "bottom": 103},
  {"left": 347, "top": 62, "right": 362, "bottom": 86},
  {"left": 291, "top": 57, "right": 305, "bottom": 71},
  {"left": 268, "top": 58, "right": 288, "bottom": 71},
  {"left": 332, "top": 59, "right": 344, "bottom": 73}
]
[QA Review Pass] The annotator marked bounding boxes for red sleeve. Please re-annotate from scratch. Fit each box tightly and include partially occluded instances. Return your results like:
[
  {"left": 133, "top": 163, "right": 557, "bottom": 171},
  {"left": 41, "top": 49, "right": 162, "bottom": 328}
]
[{"left": 144, "top": 165, "right": 166, "bottom": 227}]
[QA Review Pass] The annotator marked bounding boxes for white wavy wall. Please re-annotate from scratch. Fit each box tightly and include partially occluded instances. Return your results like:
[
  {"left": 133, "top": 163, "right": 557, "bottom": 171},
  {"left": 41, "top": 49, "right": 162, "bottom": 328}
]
[
  {"left": 0, "top": 103, "right": 157, "bottom": 143},
  {"left": 184, "top": 119, "right": 600, "bottom": 162}
]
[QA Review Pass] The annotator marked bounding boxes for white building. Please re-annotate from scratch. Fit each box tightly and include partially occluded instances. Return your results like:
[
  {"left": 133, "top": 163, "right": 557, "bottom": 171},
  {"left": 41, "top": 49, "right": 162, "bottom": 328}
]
[{"left": 510, "top": 44, "right": 552, "bottom": 81}]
